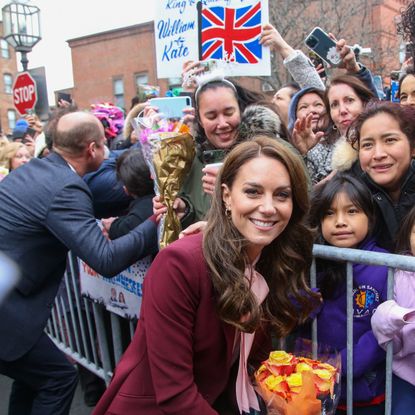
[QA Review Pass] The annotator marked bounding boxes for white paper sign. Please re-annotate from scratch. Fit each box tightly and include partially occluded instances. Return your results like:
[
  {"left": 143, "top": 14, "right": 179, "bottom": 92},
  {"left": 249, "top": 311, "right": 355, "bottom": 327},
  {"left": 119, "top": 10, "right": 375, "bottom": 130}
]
[
  {"left": 79, "top": 256, "right": 152, "bottom": 320},
  {"left": 155, "top": 0, "right": 270, "bottom": 78}
]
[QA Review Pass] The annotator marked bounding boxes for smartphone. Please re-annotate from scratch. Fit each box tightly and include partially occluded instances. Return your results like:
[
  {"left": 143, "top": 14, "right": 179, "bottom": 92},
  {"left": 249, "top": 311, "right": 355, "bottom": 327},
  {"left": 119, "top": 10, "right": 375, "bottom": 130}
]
[
  {"left": 304, "top": 27, "right": 341, "bottom": 66},
  {"left": 200, "top": 59, "right": 218, "bottom": 72},
  {"left": 202, "top": 149, "right": 226, "bottom": 165},
  {"left": 149, "top": 96, "right": 192, "bottom": 119},
  {"left": 308, "top": 51, "right": 327, "bottom": 78},
  {"left": 57, "top": 92, "right": 72, "bottom": 104}
]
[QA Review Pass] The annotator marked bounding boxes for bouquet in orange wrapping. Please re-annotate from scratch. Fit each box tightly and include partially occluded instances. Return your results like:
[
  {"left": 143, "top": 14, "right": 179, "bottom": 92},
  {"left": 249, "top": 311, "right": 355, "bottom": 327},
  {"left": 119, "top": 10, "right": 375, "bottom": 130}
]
[{"left": 254, "top": 350, "right": 340, "bottom": 415}]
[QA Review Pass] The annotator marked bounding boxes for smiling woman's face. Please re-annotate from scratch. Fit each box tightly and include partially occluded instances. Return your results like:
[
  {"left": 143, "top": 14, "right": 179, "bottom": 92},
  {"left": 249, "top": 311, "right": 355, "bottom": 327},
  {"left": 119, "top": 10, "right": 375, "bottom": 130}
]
[
  {"left": 358, "top": 112, "right": 414, "bottom": 201},
  {"left": 198, "top": 86, "right": 241, "bottom": 149},
  {"left": 222, "top": 155, "right": 293, "bottom": 261},
  {"left": 296, "top": 92, "right": 326, "bottom": 131}
]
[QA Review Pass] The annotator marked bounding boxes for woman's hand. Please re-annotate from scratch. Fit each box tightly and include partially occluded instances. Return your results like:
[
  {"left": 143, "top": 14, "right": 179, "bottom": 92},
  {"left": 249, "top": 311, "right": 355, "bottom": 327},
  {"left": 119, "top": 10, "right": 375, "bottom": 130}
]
[
  {"left": 179, "top": 221, "right": 207, "bottom": 239},
  {"left": 182, "top": 106, "right": 195, "bottom": 127},
  {"left": 181, "top": 60, "right": 206, "bottom": 92},
  {"left": 291, "top": 113, "right": 325, "bottom": 155},
  {"left": 259, "top": 23, "right": 294, "bottom": 59},
  {"left": 153, "top": 195, "right": 187, "bottom": 220},
  {"left": 330, "top": 35, "right": 360, "bottom": 74},
  {"left": 201, "top": 165, "right": 220, "bottom": 195}
]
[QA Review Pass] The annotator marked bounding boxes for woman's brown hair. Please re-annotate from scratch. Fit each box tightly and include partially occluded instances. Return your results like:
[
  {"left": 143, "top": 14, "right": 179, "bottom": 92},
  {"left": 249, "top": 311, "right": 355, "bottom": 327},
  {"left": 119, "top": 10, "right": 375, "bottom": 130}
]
[
  {"left": 324, "top": 74, "right": 375, "bottom": 111},
  {"left": 203, "top": 136, "right": 320, "bottom": 336}
]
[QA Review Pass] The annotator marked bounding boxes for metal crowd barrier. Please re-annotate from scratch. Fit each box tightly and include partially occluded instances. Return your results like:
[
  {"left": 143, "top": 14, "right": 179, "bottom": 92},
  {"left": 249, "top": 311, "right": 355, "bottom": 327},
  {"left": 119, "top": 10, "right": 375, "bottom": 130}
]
[{"left": 45, "top": 246, "right": 415, "bottom": 415}]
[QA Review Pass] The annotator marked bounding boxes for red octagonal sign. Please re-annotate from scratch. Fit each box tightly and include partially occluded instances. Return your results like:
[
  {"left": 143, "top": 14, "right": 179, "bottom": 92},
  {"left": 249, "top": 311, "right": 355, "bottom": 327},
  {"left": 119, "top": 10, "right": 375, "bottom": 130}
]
[{"left": 13, "top": 72, "right": 38, "bottom": 116}]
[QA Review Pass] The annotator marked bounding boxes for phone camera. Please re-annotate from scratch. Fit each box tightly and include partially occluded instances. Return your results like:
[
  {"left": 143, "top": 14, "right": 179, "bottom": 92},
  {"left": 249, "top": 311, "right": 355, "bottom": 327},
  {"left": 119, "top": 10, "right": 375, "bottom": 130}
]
[{"left": 306, "top": 36, "right": 318, "bottom": 48}]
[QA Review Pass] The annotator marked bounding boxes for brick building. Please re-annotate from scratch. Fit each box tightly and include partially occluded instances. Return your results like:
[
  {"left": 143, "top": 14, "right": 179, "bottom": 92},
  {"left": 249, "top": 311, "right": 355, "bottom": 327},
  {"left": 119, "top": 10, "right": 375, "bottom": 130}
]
[
  {"left": 0, "top": 22, "right": 18, "bottom": 135},
  {"left": 67, "top": 21, "right": 262, "bottom": 111},
  {"left": 68, "top": 1, "right": 409, "bottom": 110}
]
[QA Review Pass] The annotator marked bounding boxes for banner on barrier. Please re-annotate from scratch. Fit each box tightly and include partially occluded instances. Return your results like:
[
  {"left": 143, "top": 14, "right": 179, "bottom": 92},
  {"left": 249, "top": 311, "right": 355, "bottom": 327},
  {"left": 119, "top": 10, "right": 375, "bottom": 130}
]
[{"left": 79, "top": 256, "right": 152, "bottom": 320}]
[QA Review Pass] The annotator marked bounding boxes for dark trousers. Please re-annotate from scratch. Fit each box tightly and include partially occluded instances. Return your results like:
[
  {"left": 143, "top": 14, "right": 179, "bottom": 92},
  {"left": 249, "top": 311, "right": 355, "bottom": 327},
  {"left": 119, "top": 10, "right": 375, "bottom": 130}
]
[
  {"left": 392, "top": 374, "right": 415, "bottom": 415},
  {"left": 0, "top": 332, "right": 78, "bottom": 415}
]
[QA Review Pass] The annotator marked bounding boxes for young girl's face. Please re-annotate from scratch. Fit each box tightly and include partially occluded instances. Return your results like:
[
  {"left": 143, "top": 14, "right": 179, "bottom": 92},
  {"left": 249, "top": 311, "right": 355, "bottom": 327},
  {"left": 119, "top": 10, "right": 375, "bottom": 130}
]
[{"left": 321, "top": 191, "right": 369, "bottom": 248}]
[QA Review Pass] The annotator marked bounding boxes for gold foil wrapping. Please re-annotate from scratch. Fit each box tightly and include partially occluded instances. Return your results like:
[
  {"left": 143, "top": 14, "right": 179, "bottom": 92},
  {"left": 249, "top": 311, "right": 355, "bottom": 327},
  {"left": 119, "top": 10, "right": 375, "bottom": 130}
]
[{"left": 151, "top": 131, "right": 195, "bottom": 249}]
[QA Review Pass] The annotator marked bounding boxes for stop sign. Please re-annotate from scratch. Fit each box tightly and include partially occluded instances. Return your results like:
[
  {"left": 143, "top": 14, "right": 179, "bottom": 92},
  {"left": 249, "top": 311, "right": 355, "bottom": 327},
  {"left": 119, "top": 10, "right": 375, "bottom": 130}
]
[{"left": 13, "top": 72, "right": 38, "bottom": 115}]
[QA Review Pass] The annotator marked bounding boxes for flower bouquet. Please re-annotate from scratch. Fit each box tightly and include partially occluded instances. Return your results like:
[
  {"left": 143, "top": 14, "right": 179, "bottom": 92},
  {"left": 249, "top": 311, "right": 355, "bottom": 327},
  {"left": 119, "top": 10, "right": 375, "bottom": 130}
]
[
  {"left": 255, "top": 349, "right": 340, "bottom": 415},
  {"left": 135, "top": 115, "right": 195, "bottom": 249}
]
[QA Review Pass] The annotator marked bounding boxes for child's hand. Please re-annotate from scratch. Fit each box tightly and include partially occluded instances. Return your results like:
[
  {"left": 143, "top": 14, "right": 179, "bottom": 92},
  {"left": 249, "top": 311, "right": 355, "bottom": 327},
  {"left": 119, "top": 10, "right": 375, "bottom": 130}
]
[{"left": 153, "top": 196, "right": 187, "bottom": 220}]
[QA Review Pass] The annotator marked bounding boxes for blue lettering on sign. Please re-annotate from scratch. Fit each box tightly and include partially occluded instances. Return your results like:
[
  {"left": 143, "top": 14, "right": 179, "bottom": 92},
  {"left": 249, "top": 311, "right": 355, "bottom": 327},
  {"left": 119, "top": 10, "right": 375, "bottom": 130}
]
[
  {"left": 157, "top": 18, "right": 195, "bottom": 39},
  {"left": 162, "top": 36, "right": 189, "bottom": 61},
  {"left": 166, "top": 0, "right": 187, "bottom": 14}
]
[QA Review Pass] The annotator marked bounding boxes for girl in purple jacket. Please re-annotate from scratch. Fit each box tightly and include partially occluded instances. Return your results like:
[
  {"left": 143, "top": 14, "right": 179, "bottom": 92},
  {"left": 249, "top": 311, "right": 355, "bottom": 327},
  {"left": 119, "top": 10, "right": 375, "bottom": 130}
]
[
  {"left": 309, "top": 173, "right": 388, "bottom": 414},
  {"left": 371, "top": 206, "right": 415, "bottom": 415}
]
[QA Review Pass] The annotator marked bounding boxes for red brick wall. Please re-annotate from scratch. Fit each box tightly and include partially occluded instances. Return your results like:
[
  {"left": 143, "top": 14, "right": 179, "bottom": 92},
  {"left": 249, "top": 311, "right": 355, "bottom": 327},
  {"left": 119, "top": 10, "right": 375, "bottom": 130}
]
[
  {"left": 68, "top": 22, "right": 263, "bottom": 111},
  {"left": 0, "top": 22, "right": 18, "bottom": 135}
]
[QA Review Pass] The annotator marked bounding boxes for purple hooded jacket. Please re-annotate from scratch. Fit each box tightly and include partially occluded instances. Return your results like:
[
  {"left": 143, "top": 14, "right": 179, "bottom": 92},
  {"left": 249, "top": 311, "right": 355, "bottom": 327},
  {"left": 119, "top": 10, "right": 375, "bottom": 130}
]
[{"left": 316, "top": 238, "right": 389, "bottom": 404}]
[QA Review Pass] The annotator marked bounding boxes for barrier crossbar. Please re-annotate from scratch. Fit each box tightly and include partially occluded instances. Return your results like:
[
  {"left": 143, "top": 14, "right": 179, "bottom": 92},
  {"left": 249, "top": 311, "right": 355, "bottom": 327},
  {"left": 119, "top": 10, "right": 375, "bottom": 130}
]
[{"left": 44, "top": 246, "right": 415, "bottom": 415}]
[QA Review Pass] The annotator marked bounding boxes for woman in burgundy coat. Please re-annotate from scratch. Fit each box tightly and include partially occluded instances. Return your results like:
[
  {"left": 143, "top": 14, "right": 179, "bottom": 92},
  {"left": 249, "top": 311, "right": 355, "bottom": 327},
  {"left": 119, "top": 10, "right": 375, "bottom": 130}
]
[{"left": 93, "top": 136, "right": 320, "bottom": 415}]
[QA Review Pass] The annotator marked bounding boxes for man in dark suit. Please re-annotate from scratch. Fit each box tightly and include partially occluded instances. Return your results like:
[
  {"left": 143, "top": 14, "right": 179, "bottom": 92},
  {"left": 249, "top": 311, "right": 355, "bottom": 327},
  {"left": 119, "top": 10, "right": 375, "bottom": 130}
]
[{"left": 0, "top": 111, "right": 158, "bottom": 415}]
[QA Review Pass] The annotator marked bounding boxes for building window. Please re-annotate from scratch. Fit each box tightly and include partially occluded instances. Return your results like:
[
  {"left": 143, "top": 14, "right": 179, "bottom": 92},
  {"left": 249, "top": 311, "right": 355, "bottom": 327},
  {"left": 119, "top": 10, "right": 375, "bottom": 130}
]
[
  {"left": 135, "top": 73, "right": 149, "bottom": 90},
  {"left": 7, "top": 109, "right": 16, "bottom": 130},
  {"left": 4, "top": 73, "right": 13, "bottom": 94},
  {"left": 1, "top": 40, "right": 10, "bottom": 59},
  {"left": 113, "top": 78, "right": 124, "bottom": 109}
]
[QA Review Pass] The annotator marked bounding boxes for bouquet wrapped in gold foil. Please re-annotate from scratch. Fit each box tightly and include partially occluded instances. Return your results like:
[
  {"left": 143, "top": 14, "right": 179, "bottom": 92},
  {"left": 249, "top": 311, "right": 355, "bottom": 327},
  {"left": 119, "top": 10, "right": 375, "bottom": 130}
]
[{"left": 135, "top": 116, "right": 195, "bottom": 249}]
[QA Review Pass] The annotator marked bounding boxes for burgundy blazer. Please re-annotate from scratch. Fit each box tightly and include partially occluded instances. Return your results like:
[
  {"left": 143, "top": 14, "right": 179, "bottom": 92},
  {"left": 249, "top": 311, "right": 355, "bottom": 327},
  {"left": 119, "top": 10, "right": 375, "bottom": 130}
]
[{"left": 93, "top": 233, "right": 271, "bottom": 415}]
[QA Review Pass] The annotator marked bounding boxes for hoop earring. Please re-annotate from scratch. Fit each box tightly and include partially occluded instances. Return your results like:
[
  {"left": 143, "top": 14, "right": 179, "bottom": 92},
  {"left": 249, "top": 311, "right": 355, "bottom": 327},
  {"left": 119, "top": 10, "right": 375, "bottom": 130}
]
[
  {"left": 332, "top": 125, "right": 337, "bottom": 131},
  {"left": 225, "top": 205, "right": 231, "bottom": 219}
]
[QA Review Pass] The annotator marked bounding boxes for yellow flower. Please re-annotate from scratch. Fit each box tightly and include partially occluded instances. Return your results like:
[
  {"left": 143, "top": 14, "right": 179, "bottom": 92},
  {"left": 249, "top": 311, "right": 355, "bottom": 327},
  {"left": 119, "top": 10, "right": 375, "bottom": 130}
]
[
  {"left": 264, "top": 374, "right": 285, "bottom": 392},
  {"left": 313, "top": 369, "right": 332, "bottom": 381},
  {"left": 268, "top": 350, "right": 293, "bottom": 365},
  {"left": 286, "top": 373, "right": 303, "bottom": 388},
  {"left": 296, "top": 362, "right": 312, "bottom": 373}
]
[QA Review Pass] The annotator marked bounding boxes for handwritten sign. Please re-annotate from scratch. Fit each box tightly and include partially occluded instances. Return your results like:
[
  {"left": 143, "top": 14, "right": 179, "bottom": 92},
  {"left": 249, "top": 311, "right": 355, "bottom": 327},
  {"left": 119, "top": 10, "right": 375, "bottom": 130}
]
[
  {"left": 79, "top": 256, "right": 152, "bottom": 320},
  {"left": 155, "top": 0, "right": 270, "bottom": 78}
]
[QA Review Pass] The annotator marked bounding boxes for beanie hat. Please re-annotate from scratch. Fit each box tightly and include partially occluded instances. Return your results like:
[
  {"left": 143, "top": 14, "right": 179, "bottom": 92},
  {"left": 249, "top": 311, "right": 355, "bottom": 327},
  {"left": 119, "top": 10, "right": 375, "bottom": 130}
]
[
  {"left": 11, "top": 119, "right": 29, "bottom": 140},
  {"left": 287, "top": 87, "right": 325, "bottom": 133},
  {"left": 238, "top": 104, "right": 283, "bottom": 141}
]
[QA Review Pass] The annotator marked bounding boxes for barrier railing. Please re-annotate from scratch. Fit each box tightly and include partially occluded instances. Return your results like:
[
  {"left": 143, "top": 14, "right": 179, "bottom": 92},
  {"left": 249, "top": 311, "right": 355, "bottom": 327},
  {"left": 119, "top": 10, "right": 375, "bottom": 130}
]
[{"left": 45, "top": 246, "right": 415, "bottom": 415}]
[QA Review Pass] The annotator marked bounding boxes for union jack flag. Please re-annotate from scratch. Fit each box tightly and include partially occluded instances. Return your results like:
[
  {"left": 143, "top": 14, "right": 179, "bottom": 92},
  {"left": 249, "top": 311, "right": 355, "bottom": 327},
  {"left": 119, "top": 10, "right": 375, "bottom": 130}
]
[{"left": 199, "top": 2, "right": 262, "bottom": 64}]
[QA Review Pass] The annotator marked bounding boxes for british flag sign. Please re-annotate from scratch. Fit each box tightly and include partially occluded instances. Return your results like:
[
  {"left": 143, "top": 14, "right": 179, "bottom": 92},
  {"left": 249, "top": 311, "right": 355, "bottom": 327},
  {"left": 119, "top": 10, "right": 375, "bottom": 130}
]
[
  {"left": 154, "top": 0, "right": 270, "bottom": 78},
  {"left": 200, "top": 2, "right": 262, "bottom": 64}
]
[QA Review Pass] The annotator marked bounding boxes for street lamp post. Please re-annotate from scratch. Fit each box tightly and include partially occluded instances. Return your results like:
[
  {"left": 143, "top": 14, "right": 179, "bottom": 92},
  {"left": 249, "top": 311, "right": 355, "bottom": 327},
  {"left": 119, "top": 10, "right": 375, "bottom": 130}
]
[{"left": 2, "top": 0, "right": 41, "bottom": 72}]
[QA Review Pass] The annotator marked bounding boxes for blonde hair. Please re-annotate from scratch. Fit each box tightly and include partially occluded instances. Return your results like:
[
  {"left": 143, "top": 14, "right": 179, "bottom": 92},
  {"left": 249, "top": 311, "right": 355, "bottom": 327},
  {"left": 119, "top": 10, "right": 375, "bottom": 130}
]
[{"left": 0, "top": 142, "right": 28, "bottom": 170}]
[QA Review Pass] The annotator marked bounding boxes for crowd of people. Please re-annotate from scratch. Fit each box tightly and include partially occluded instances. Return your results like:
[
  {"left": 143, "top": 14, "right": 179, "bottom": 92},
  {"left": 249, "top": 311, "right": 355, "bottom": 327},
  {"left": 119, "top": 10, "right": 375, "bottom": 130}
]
[{"left": 1, "top": 3, "right": 415, "bottom": 415}]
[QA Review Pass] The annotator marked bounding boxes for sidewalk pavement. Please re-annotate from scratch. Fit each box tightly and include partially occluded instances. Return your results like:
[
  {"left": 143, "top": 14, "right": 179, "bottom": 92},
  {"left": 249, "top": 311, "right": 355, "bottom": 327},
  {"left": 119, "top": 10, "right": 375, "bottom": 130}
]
[{"left": 0, "top": 374, "right": 93, "bottom": 414}]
